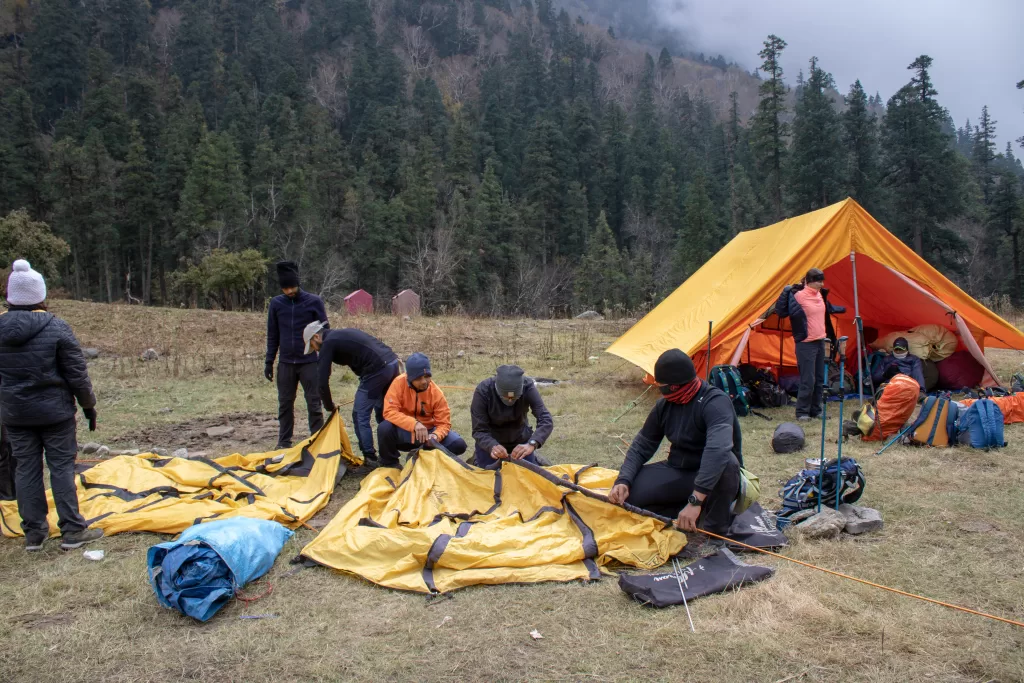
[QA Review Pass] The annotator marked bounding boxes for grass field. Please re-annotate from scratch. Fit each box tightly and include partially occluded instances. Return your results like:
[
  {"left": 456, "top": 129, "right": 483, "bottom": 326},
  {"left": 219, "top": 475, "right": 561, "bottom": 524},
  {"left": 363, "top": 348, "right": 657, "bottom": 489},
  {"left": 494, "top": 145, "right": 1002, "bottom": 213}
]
[{"left": 1, "top": 301, "right": 1023, "bottom": 683}]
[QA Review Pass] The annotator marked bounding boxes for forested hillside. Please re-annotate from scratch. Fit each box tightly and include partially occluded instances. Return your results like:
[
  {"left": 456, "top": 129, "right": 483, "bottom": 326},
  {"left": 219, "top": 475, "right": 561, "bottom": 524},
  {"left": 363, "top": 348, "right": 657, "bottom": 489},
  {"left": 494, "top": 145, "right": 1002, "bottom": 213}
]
[{"left": 0, "top": 0, "right": 1021, "bottom": 314}]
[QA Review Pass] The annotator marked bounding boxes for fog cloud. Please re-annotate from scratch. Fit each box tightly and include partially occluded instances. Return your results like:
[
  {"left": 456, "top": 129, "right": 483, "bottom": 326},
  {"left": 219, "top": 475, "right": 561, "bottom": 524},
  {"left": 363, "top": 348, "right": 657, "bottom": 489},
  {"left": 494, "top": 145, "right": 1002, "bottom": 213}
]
[{"left": 652, "top": 0, "right": 1024, "bottom": 148}]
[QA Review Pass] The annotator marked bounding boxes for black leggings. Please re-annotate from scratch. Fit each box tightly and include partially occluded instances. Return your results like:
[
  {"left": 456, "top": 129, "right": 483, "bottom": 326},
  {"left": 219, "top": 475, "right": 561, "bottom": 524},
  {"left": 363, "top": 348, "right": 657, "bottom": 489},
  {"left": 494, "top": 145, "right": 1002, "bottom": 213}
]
[{"left": 625, "top": 458, "right": 740, "bottom": 535}]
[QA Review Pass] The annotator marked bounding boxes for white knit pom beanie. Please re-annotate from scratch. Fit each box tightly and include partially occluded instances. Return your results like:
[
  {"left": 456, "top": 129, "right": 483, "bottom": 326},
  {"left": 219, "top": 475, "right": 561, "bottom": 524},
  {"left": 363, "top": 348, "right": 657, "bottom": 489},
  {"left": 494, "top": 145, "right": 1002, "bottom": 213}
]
[{"left": 7, "top": 259, "right": 47, "bottom": 306}]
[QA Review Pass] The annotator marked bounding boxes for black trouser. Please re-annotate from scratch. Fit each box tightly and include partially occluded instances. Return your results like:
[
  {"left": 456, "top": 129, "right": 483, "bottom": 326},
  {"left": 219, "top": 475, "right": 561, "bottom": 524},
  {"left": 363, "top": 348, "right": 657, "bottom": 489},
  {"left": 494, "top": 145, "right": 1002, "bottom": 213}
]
[
  {"left": 624, "top": 457, "right": 741, "bottom": 535},
  {"left": 795, "top": 339, "right": 825, "bottom": 419},
  {"left": 376, "top": 421, "right": 467, "bottom": 468},
  {"left": 8, "top": 418, "right": 87, "bottom": 536},
  {"left": 277, "top": 361, "right": 324, "bottom": 449},
  {"left": 0, "top": 424, "right": 15, "bottom": 500}
]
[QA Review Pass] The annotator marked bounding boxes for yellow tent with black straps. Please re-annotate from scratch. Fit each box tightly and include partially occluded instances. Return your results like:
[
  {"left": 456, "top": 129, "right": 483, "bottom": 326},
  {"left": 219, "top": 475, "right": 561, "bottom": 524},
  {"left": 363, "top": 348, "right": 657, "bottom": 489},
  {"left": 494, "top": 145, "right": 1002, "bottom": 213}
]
[
  {"left": 607, "top": 198, "right": 1024, "bottom": 385},
  {"left": 300, "top": 448, "right": 685, "bottom": 594},
  {"left": 0, "top": 411, "right": 358, "bottom": 538}
]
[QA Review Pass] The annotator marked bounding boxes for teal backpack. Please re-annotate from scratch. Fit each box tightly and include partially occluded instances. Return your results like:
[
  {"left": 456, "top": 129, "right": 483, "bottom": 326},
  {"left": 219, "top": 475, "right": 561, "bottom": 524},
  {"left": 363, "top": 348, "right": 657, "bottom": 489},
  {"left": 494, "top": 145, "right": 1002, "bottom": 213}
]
[{"left": 709, "top": 365, "right": 751, "bottom": 417}]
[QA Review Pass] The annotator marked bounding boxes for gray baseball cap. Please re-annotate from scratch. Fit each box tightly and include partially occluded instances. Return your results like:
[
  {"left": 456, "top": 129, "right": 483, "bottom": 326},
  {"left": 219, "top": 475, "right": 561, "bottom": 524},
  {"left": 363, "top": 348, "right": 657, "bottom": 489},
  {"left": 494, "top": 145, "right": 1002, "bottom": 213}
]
[{"left": 303, "top": 321, "right": 327, "bottom": 355}]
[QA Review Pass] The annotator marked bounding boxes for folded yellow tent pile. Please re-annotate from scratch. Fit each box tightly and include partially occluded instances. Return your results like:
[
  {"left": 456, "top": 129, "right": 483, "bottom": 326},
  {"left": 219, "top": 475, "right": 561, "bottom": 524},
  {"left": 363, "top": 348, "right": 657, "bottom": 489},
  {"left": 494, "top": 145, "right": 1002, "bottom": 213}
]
[
  {"left": 301, "top": 449, "right": 685, "bottom": 593},
  {"left": 0, "top": 412, "right": 358, "bottom": 538}
]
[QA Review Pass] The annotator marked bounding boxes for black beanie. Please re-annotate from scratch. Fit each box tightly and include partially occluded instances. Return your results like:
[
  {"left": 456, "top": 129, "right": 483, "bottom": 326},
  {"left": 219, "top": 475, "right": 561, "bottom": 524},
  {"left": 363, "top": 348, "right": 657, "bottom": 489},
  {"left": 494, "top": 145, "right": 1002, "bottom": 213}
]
[
  {"left": 654, "top": 349, "right": 697, "bottom": 385},
  {"left": 277, "top": 261, "right": 300, "bottom": 289}
]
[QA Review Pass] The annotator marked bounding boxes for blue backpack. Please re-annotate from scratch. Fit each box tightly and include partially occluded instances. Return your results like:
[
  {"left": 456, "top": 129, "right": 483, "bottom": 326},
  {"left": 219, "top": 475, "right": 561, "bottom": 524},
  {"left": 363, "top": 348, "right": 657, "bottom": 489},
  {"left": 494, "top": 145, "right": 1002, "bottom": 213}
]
[
  {"left": 957, "top": 399, "right": 1006, "bottom": 449},
  {"left": 709, "top": 365, "right": 751, "bottom": 417}
]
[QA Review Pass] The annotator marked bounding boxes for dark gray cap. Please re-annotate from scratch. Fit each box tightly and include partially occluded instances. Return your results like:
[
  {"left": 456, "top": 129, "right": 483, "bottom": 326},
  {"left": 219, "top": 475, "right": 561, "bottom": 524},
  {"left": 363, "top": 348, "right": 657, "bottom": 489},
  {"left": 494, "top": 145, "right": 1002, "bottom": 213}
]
[{"left": 495, "top": 365, "right": 525, "bottom": 399}]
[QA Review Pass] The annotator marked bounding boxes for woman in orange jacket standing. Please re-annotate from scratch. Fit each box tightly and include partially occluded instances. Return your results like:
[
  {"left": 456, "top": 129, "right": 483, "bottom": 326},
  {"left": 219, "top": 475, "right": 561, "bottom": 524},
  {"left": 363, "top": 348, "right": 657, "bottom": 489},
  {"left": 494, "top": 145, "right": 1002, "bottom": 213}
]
[{"left": 377, "top": 353, "right": 467, "bottom": 468}]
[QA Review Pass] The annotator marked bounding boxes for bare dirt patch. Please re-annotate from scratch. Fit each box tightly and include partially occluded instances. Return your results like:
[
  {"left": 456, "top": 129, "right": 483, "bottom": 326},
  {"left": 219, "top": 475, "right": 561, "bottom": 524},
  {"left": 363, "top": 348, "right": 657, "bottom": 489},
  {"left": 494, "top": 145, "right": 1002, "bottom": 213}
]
[{"left": 115, "top": 412, "right": 280, "bottom": 456}]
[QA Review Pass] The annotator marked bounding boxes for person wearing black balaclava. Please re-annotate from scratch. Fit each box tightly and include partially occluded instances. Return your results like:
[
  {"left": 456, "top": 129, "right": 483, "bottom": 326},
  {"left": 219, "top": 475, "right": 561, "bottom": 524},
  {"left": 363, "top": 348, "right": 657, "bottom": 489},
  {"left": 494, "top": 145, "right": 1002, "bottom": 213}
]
[
  {"left": 608, "top": 349, "right": 742, "bottom": 555},
  {"left": 470, "top": 365, "right": 554, "bottom": 468},
  {"left": 265, "top": 261, "right": 329, "bottom": 449}
]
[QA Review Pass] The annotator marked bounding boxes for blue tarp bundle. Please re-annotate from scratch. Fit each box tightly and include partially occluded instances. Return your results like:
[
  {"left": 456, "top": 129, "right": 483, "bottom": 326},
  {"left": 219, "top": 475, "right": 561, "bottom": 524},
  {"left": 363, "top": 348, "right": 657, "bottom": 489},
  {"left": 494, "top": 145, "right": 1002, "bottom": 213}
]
[{"left": 147, "top": 518, "right": 293, "bottom": 622}]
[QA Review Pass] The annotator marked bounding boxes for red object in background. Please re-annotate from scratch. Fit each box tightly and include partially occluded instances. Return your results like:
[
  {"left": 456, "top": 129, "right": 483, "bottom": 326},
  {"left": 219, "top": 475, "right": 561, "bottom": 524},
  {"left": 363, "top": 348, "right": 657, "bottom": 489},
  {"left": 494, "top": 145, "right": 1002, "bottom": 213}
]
[
  {"left": 344, "top": 289, "right": 374, "bottom": 315},
  {"left": 391, "top": 289, "right": 421, "bottom": 317}
]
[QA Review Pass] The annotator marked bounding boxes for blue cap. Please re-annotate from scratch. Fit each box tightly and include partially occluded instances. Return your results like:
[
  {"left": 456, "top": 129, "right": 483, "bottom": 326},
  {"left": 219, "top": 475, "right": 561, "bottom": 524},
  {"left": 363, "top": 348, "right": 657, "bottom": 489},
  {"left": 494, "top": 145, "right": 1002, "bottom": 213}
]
[{"left": 406, "top": 353, "right": 432, "bottom": 381}]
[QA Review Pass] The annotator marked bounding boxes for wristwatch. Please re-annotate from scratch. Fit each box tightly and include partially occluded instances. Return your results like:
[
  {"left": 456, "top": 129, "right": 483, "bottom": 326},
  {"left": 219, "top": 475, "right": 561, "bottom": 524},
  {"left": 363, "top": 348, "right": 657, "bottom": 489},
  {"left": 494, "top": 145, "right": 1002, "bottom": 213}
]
[
  {"left": 687, "top": 494, "right": 704, "bottom": 508},
  {"left": 528, "top": 439, "right": 539, "bottom": 447}
]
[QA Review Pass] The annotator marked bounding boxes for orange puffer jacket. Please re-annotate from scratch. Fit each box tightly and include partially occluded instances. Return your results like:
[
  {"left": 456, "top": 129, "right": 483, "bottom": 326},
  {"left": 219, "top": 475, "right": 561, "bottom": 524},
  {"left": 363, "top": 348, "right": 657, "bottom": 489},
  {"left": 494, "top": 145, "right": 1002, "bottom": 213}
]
[{"left": 382, "top": 374, "right": 452, "bottom": 440}]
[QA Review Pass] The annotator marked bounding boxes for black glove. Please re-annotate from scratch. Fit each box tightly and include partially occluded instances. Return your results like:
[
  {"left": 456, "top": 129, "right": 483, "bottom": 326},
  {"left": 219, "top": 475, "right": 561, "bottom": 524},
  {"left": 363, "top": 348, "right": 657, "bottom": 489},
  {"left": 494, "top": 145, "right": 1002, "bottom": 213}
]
[
  {"left": 83, "top": 408, "right": 97, "bottom": 432},
  {"left": 264, "top": 365, "right": 274, "bottom": 382}
]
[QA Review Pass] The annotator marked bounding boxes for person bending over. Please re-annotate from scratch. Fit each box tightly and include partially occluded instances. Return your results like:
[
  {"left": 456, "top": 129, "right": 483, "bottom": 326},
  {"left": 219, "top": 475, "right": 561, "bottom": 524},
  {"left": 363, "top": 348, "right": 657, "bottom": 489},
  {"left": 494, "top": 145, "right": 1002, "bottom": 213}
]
[
  {"left": 872, "top": 336, "right": 926, "bottom": 391},
  {"left": 608, "top": 349, "right": 742, "bottom": 554},
  {"left": 305, "top": 323, "right": 399, "bottom": 461},
  {"left": 376, "top": 353, "right": 467, "bottom": 468},
  {"left": 471, "top": 365, "right": 553, "bottom": 468}
]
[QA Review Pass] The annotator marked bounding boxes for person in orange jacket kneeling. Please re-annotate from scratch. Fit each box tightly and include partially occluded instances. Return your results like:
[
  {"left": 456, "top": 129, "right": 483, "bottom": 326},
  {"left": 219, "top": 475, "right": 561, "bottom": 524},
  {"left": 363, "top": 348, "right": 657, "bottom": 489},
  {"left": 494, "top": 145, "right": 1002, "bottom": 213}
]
[{"left": 377, "top": 353, "right": 467, "bottom": 468}]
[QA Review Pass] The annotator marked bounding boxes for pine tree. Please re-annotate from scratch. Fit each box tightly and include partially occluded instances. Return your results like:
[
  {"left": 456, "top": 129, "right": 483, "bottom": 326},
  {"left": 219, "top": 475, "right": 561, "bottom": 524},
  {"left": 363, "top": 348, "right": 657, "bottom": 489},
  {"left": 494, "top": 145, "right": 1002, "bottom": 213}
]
[
  {"left": 750, "top": 34, "right": 789, "bottom": 220},
  {"left": 576, "top": 210, "right": 624, "bottom": 310},
  {"left": 0, "top": 87, "right": 45, "bottom": 214},
  {"left": 120, "top": 123, "right": 159, "bottom": 302},
  {"left": 842, "top": 79, "right": 880, "bottom": 209},
  {"left": 989, "top": 171, "right": 1022, "bottom": 302},
  {"left": 972, "top": 105, "right": 998, "bottom": 204},
  {"left": 881, "top": 56, "right": 966, "bottom": 260},
  {"left": 522, "top": 117, "right": 567, "bottom": 263},
  {"left": 177, "top": 129, "right": 247, "bottom": 251},
  {"left": 674, "top": 171, "right": 718, "bottom": 281},
  {"left": 789, "top": 57, "right": 843, "bottom": 212},
  {"left": 28, "top": 0, "right": 87, "bottom": 125},
  {"left": 658, "top": 47, "right": 673, "bottom": 72}
]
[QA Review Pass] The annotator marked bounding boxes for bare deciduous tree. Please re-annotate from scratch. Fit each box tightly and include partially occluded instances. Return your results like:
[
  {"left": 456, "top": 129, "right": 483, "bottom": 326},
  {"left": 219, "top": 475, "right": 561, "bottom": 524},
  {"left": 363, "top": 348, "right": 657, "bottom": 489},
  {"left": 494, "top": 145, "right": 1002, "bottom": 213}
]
[
  {"left": 402, "top": 25, "right": 435, "bottom": 74},
  {"left": 153, "top": 8, "right": 182, "bottom": 75},
  {"left": 309, "top": 56, "right": 347, "bottom": 124}
]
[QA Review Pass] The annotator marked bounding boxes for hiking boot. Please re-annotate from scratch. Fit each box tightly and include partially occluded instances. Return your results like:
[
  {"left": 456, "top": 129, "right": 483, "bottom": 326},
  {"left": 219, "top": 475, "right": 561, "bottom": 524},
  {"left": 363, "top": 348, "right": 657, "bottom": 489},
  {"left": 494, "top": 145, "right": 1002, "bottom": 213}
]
[
  {"left": 362, "top": 451, "right": 379, "bottom": 462},
  {"left": 60, "top": 528, "right": 103, "bottom": 550},
  {"left": 25, "top": 532, "right": 47, "bottom": 552}
]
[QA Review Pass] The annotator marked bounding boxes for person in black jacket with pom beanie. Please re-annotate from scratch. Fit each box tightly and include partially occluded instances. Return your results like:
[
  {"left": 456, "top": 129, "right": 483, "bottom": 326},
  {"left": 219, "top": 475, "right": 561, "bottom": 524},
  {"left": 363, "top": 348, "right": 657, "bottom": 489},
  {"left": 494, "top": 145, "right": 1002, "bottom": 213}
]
[{"left": 0, "top": 260, "right": 102, "bottom": 552}]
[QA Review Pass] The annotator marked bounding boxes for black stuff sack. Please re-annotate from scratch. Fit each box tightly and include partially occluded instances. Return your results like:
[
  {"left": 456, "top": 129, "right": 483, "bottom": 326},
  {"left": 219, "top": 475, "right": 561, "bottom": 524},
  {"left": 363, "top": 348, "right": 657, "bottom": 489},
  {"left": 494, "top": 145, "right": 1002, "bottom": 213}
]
[
  {"left": 772, "top": 422, "right": 806, "bottom": 454},
  {"left": 618, "top": 549, "right": 774, "bottom": 608},
  {"left": 727, "top": 502, "right": 788, "bottom": 550}
]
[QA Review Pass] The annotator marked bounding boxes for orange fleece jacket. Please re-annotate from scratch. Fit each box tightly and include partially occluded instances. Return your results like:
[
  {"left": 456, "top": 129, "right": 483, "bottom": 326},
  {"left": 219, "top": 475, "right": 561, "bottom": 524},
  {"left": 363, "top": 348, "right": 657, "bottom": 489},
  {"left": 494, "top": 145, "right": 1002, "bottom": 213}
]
[{"left": 383, "top": 373, "right": 452, "bottom": 440}]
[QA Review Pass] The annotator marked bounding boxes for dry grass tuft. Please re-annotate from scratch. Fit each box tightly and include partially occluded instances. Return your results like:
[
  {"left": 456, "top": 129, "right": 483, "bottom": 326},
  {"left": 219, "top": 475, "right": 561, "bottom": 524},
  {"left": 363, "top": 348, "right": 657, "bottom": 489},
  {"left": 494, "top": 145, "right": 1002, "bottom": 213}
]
[{"left": 1, "top": 302, "right": 1023, "bottom": 682}]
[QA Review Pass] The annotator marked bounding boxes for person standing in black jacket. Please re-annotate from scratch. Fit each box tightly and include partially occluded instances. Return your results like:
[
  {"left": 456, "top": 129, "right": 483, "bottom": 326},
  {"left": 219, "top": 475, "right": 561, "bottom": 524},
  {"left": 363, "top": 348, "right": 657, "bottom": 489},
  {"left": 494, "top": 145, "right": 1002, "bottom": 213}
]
[
  {"left": 608, "top": 349, "right": 742, "bottom": 554},
  {"left": 304, "top": 323, "right": 399, "bottom": 462},
  {"left": 775, "top": 268, "right": 846, "bottom": 421},
  {"left": 0, "top": 260, "right": 102, "bottom": 551},
  {"left": 471, "top": 365, "right": 554, "bottom": 468},
  {"left": 265, "top": 261, "right": 329, "bottom": 449}
]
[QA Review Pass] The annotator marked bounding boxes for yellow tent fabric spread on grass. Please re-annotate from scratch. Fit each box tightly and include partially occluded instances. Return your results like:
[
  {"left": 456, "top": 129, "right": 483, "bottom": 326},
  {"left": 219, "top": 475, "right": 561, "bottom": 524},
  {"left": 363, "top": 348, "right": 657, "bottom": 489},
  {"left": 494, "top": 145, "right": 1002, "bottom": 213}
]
[
  {"left": 300, "top": 448, "right": 686, "bottom": 594},
  {"left": 0, "top": 412, "right": 358, "bottom": 538}
]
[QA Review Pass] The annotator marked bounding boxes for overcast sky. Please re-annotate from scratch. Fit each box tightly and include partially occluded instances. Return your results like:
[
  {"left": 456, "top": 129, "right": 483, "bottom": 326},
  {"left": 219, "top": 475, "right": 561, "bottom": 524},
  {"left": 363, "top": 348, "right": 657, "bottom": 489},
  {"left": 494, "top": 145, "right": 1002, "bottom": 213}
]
[{"left": 652, "top": 0, "right": 1024, "bottom": 150}]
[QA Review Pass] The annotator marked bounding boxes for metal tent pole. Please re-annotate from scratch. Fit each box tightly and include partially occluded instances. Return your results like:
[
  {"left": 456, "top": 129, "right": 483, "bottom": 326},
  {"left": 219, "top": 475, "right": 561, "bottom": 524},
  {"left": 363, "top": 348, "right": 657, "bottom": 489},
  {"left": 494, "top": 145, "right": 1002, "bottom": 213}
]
[{"left": 850, "top": 251, "right": 864, "bottom": 406}]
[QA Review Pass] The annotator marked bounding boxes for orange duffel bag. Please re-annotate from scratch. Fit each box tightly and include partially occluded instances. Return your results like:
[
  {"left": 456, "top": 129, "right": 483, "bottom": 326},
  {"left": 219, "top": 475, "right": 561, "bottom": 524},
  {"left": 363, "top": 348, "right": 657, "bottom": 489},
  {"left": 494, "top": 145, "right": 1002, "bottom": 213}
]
[
  {"left": 960, "top": 392, "right": 1024, "bottom": 425},
  {"left": 862, "top": 374, "right": 921, "bottom": 442}
]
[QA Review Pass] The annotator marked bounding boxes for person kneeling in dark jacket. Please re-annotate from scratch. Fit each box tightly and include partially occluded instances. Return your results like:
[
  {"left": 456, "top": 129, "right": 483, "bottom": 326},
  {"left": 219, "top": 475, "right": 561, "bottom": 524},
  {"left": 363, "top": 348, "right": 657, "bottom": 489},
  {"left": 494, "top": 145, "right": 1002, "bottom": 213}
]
[
  {"left": 471, "top": 365, "right": 554, "bottom": 468},
  {"left": 608, "top": 349, "right": 742, "bottom": 557},
  {"left": 0, "top": 260, "right": 102, "bottom": 552}
]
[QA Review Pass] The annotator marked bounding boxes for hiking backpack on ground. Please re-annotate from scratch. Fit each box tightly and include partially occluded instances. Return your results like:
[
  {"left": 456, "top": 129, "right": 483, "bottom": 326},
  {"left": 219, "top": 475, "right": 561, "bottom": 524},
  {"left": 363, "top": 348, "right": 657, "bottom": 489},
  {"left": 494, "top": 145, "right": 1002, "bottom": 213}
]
[
  {"left": 709, "top": 365, "right": 751, "bottom": 417},
  {"left": 747, "top": 368, "right": 789, "bottom": 408},
  {"left": 778, "top": 458, "right": 866, "bottom": 520},
  {"left": 908, "top": 394, "right": 959, "bottom": 447},
  {"left": 957, "top": 399, "right": 1006, "bottom": 449},
  {"left": 862, "top": 374, "right": 920, "bottom": 442}
]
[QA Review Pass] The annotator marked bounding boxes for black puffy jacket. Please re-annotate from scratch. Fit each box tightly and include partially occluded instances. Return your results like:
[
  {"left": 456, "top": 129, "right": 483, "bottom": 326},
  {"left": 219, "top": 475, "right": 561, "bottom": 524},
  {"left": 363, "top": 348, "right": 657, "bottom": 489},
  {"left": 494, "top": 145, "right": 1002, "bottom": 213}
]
[{"left": 0, "top": 311, "right": 96, "bottom": 427}]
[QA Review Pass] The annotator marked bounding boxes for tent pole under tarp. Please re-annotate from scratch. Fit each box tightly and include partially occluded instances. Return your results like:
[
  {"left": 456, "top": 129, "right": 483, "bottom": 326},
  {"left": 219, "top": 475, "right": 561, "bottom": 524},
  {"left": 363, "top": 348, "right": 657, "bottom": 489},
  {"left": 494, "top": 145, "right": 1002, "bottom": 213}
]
[{"left": 850, "top": 251, "right": 864, "bottom": 405}]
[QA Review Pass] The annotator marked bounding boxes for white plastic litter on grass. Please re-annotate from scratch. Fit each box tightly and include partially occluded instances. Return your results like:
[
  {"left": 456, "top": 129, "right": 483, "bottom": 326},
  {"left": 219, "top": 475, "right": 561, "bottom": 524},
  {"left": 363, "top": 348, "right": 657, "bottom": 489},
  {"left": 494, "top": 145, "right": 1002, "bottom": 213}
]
[
  {"left": 529, "top": 629, "right": 543, "bottom": 640},
  {"left": 83, "top": 550, "right": 105, "bottom": 561}
]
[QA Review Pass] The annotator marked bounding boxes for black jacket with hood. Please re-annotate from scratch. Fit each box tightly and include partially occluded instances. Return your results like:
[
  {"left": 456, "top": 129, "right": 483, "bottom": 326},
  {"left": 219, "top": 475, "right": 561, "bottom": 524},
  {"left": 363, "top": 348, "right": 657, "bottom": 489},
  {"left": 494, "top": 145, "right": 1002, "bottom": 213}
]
[
  {"left": 775, "top": 284, "right": 846, "bottom": 344},
  {"left": 0, "top": 311, "right": 96, "bottom": 427}
]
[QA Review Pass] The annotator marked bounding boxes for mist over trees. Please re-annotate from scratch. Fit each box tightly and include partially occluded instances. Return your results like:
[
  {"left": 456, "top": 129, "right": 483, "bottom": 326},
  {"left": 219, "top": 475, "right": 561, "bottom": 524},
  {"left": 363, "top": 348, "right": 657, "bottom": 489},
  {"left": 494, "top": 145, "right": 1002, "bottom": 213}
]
[{"left": 0, "top": 0, "right": 1021, "bottom": 314}]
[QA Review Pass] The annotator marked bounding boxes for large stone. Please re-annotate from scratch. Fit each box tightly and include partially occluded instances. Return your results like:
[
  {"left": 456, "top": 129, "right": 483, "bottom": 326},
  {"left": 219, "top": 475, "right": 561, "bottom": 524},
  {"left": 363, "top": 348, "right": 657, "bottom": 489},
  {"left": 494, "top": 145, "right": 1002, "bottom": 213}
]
[
  {"left": 794, "top": 508, "right": 847, "bottom": 540},
  {"left": 206, "top": 426, "right": 235, "bottom": 438},
  {"left": 81, "top": 442, "right": 102, "bottom": 455},
  {"left": 140, "top": 348, "right": 159, "bottom": 361},
  {"left": 575, "top": 310, "right": 604, "bottom": 321},
  {"left": 839, "top": 504, "right": 884, "bottom": 535},
  {"left": 173, "top": 448, "right": 188, "bottom": 459},
  {"left": 83, "top": 348, "right": 100, "bottom": 359},
  {"left": 116, "top": 449, "right": 140, "bottom": 456},
  {"left": 96, "top": 446, "right": 110, "bottom": 457}
]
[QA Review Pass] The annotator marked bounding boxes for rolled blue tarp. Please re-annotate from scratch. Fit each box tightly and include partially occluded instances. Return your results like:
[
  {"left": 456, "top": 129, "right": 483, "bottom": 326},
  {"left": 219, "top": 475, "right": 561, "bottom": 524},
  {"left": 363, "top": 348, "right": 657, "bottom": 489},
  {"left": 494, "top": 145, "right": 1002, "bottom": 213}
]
[{"left": 147, "top": 518, "right": 294, "bottom": 622}]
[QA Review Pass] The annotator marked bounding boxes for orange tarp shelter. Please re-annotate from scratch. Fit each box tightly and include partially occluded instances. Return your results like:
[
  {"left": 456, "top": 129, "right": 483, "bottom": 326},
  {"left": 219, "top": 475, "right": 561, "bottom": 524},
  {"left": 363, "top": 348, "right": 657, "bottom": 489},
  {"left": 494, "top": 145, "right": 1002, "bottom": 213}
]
[{"left": 607, "top": 199, "right": 1024, "bottom": 388}]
